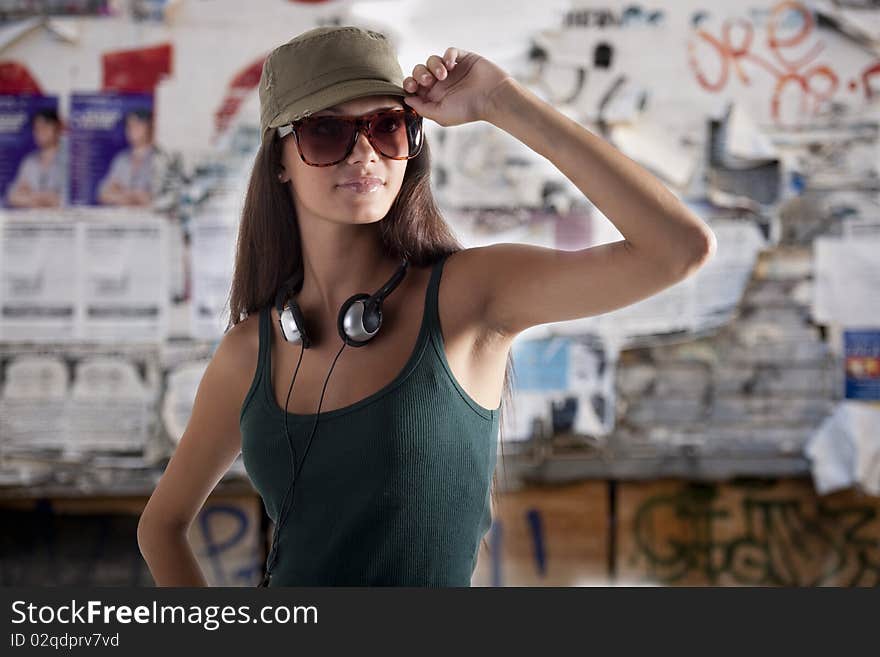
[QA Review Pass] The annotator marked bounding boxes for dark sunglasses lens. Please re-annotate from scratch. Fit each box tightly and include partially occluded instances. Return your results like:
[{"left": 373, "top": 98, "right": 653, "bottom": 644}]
[
  {"left": 368, "top": 111, "right": 422, "bottom": 159},
  {"left": 298, "top": 111, "right": 422, "bottom": 164},
  {"left": 298, "top": 117, "right": 355, "bottom": 165}
]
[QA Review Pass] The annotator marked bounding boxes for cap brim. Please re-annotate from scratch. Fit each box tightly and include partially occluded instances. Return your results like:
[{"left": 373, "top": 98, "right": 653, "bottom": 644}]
[{"left": 266, "top": 79, "right": 407, "bottom": 132}]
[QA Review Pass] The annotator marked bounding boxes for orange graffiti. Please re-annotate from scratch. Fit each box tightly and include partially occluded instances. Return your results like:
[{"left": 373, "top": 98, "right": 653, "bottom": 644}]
[
  {"left": 687, "top": 1, "right": 841, "bottom": 122},
  {"left": 861, "top": 62, "right": 880, "bottom": 100}
]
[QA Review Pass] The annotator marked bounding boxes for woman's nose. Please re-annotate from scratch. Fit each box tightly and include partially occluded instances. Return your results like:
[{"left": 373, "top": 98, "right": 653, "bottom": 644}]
[{"left": 347, "top": 129, "right": 379, "bottom": 163}]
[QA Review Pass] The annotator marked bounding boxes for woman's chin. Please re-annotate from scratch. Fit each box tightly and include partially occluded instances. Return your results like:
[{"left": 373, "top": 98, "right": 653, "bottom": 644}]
[{"left": 329, "top": 208, "right": 387, "bottom": 225}]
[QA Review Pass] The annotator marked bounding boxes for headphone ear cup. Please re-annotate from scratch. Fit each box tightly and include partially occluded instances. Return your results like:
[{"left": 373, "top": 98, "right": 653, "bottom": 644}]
[
  {"left": 338, "top": 292, "right": 381, "bottom": 347},
  {"left": 280, "top": 300, "right": 311, "bottom": 348}
]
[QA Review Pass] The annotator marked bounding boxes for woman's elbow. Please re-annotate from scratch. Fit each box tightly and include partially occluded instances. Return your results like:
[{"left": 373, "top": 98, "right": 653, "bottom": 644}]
[
  {"left": 136, "top": 512, "right": 183, "bottom": 556},
  {"left": 674, "top": 229, "right": 716, "bottom": 280}
]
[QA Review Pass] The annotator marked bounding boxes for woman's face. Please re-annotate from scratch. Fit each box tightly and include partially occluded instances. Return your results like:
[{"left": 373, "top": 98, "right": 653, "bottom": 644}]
[{"left": 278, "top": 95, "right": 409, "bottom": 228}]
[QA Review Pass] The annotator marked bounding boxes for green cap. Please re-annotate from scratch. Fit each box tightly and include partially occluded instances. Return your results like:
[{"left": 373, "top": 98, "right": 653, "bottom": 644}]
[{"left": 259, "top": 25, "right": 407, "bottom": 141}]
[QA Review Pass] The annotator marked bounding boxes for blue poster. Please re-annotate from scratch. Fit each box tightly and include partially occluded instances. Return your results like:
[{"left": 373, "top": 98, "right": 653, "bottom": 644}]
[
  {"left": 69, "top": 92, "right": 156, "bottom": 207},
  {"left": 844, "top": 329, "right": 880, "bottom": 400},
  {"left": 511, "top": 337, "right": 570, "bottom": 391},
  {"left": 0, "top": 95, "right": 65, "bottom": 209}
]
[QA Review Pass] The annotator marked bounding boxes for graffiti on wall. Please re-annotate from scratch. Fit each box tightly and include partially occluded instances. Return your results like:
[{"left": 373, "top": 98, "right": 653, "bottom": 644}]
[
  {"left": 627, "top": 481, "right": 880, "bottom": 586},
  {"left": 688, "top": 1, "right": 880, "bottom": 123},
  {"left": 191, "top": 502, "right": 264, "bottom": 586},
  {"left": 470, "top": 481, "right": 610, "bottom": 587}
]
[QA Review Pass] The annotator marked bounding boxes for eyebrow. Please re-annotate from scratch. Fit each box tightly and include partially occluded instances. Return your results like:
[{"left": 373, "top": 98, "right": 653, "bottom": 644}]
[{"left": 315, "top": 105, "right": 402, "bottom": 115}]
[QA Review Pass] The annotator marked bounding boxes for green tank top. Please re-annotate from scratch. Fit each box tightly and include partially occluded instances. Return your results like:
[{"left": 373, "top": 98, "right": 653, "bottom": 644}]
[{"left": 239, "top": 253, "right": 500, "bottom": 586}]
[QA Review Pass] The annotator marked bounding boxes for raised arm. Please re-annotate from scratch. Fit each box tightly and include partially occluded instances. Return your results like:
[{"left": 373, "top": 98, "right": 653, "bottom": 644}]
[
  {"left": 482, "top": 78, "right": 714, "bottom": 336},
  {"left": 456, "top": 237, "right": 710, "bottom": 339},
  {"left": 403, "top": 49, "right": 715, "bottom": 339}
]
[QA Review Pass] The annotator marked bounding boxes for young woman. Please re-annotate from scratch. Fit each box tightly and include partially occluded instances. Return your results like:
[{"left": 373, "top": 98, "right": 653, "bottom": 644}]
[{"left": 138, "top": 26, "right": 715, "bottom": 587}]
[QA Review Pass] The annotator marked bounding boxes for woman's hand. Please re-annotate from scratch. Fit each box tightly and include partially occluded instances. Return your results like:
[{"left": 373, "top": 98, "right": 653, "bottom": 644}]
[{"left": 402, "top": 47, "right": 513, "bottom": 127}]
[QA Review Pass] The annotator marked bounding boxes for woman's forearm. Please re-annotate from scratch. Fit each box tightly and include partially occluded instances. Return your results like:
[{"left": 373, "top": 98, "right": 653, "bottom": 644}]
[{"left": 138, "top": 523, "right": 209, "bottom": 587}]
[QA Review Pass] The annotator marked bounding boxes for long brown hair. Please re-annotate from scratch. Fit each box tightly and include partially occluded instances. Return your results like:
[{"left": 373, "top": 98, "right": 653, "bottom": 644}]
[{"left": 226, "top": 125, "right": 514, "bottom": 556}]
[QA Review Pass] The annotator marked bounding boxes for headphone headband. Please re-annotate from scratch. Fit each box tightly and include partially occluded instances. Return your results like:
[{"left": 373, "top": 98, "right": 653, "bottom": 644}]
[
  {"left": 274, "top": 268, "right": 303, "bottom": 317},
  {"left": 364, "top": 258, "right": 408, "bottom": 316}
]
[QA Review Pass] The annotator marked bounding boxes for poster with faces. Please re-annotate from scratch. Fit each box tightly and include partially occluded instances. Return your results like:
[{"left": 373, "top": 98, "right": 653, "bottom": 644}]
[
  {"left": 69, "top": 92, "right": 157, "bottom": 208},
  {"left": 0, "top": 94, "right": 67, "bottom": 210}
]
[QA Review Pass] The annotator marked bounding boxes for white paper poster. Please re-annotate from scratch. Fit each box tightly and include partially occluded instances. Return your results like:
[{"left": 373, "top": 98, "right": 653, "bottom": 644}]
[
  {"left": 0, "top": 213, "right": 78, "bottom": 341},
  {"left": 190, "top": 215, "right": 237, "bottom": 339},
  {"left": 82, "top": 215, "right": 168, "bottom": 340},
  {"left": 813, "top": 236, "right": 880, "bottom": 327},
  {"left": 0, "top": 210, "right": 169, "bottom": 342}
]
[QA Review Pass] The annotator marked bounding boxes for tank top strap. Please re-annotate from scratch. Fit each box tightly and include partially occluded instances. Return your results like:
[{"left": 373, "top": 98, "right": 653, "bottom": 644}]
[
  {"left": 239, "top": 304, "right": 273, "bottom": 423},
  {"left": 422, "top": 251, "right": 497, "bottom": 422},
  {"left": 424, "top": 252, "right": 452, "bottom": 339},
  {"left": 258, "top": 304, "right": 272, "bottom": 373}
]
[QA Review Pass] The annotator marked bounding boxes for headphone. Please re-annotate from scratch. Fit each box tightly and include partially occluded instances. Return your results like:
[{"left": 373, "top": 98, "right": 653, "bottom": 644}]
[
  {"left": 258, "top": 257, "right": 410, "bottom": 587},
  {"left": 275, "top": 258, "right": 409, "bottom": 349}
]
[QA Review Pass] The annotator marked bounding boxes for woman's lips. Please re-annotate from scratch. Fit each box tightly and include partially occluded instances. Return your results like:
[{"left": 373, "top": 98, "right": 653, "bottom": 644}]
[{"left": 337, "top": 178, "right": 384, "bottom": 194}]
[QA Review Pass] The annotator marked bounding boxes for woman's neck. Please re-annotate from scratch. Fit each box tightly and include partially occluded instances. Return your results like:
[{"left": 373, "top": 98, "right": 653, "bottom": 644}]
[{"left": 297, "top": 222, "right": 399, "bottom": 318}]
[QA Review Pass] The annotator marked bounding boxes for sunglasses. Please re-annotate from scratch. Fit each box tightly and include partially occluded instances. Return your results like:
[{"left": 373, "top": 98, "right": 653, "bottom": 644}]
[{"left": 277, "top": 107, "right": 424, "bottom": 167}]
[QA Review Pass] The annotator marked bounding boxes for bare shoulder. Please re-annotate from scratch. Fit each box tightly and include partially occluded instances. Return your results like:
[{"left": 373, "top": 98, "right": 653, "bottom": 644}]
[
  {"left": 212, "top": 311, "right": 262, "bottom": 405},
  {"left": 433, "top": 248, "right": 514, "bottom": 410},
  {"left": 439, "top": 247, "right": 513, "bottom": 346},
  {"left": 438, "top": 248, "right": 487, "bottom": 321},
  {"left": 218, "top": 311, "right": 260, "bottom": 366}
]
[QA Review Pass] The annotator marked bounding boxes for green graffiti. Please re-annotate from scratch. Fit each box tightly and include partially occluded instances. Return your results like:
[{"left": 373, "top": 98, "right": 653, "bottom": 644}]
[{"left": 631, "top": 483, "right": 880, "bottom": 586}]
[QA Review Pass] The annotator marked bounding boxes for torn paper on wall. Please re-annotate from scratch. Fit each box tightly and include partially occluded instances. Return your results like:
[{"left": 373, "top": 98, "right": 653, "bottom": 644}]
[
  {"left": 812, "top": 235, "right": 880, "bottom": 326},
  {"left": 805, "top": 400, "right": 880, "bottom": 496}
]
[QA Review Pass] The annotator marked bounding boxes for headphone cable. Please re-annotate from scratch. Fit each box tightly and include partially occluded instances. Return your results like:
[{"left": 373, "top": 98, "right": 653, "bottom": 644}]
[
  {"left": 260, "top": 340, "right": 347, "bottom": 587},
  {"left": 262, "top": 343, "right": 304, "bottom": 583}
]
